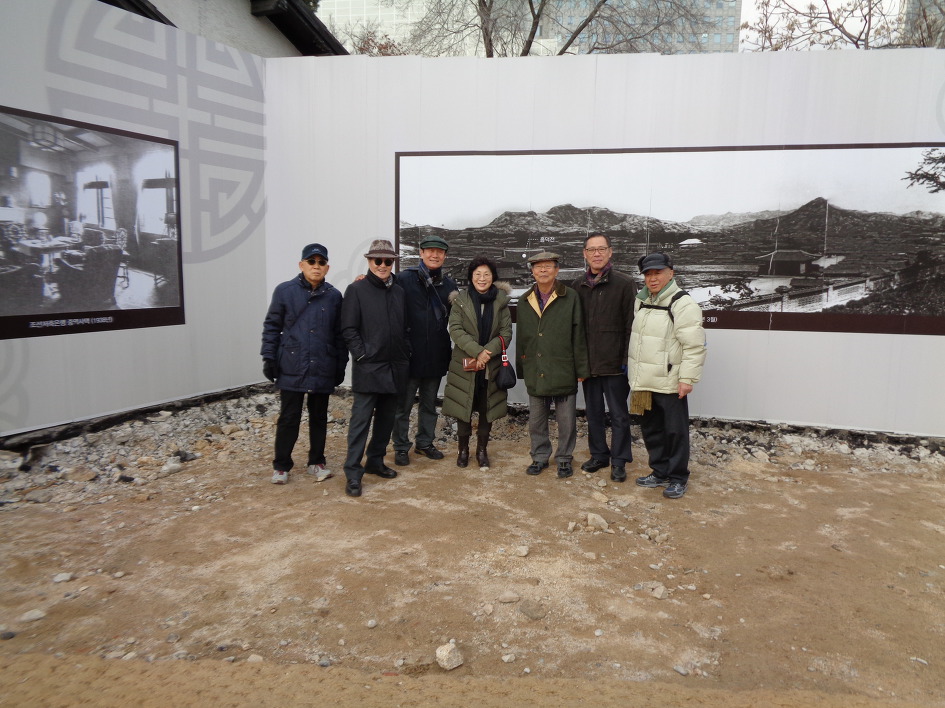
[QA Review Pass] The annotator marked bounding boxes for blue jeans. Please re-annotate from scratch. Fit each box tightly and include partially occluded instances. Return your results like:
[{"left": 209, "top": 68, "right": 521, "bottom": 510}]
[
  {"left": 392, "top": 376, "right": 441, "bottom": 451},
  {"left": 582, "top": 375, "right": 632, "bottom": 466}
]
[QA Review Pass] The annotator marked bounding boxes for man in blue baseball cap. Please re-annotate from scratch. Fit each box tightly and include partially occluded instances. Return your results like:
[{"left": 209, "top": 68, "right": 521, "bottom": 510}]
[{"left": 261, "top": 243, "right": 348, "bottom": 485}]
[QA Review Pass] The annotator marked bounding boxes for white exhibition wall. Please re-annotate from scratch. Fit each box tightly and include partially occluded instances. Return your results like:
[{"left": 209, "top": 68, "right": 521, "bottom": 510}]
[
  {"left": 264, "top": 50, "right": 945, "bottom": 437},
  {"left": 0, "top": 0, "right": 268, "bottom": 436}
]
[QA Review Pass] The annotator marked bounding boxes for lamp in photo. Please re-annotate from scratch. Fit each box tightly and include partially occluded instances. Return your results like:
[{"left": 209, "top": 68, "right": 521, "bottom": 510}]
[{"left": 29, "top": 122, "right": 65, "bottom": 152}]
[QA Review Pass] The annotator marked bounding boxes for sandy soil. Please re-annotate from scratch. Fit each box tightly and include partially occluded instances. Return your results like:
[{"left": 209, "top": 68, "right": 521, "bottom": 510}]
[{"left": 1, "top": 407, "right": 944, "bottom": 707}]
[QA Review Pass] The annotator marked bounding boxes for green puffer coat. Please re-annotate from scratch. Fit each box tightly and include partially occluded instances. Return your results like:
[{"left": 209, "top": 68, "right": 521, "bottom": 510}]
[{"left": 441, "top": 283, "right": 513, "bottom": 424}]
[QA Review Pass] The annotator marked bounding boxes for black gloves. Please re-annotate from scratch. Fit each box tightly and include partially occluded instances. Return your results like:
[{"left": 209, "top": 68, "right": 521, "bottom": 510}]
[{"left": 263, "top": 359, "right": 277, "bottom": 382}]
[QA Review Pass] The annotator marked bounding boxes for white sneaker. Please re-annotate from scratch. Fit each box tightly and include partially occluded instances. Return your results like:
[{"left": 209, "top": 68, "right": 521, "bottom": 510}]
[
  {"left": 307, "top": 464, "right": 333, "bottom": 482},
  {"left": 271, "top": 470, "right": 288, "bottom": 485}
]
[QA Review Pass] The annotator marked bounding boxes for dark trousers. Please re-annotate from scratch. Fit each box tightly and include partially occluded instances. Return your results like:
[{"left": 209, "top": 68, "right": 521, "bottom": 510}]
[
  {"left": 582, "top": 375, "right": 632, "bottom": 466},
  {"left": 344, "top": 391, "right": 398, "bottom": 481},
  {"left": 392, "top": 376, "right": 441, "bottom": 451},
  {"left": 273, "top": 390, "right": 329, "bottom": 472},
  {"left": 640, "top": 391, "right": 691, "bottom": 484},
  {"left": 456, "top": 386, "right": 492, "bottom": 438}
]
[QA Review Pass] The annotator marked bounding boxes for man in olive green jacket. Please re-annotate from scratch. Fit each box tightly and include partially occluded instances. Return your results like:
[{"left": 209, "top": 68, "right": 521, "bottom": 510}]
[{"left": 516, "top": 252, "right": 589, "bottom": 479}]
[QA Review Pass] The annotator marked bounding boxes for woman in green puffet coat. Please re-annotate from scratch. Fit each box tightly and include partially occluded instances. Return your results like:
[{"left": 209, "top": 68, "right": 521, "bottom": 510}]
[{"left": 441, "top": 255, "right": 513, "bottom": 469}]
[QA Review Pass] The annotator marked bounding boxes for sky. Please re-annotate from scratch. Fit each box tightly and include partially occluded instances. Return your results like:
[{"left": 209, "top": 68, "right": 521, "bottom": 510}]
[{"left": 399, "top": 147, "right": 944, "bottom": 229}]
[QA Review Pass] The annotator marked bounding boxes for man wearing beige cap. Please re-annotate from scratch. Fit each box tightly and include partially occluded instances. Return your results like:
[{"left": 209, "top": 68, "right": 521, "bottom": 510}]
[
  {"left": 340, "top": 239, "right": 409, "bottom": 498},
  {"left": 516, "top": 252, "right": 589, "bottom": 479}
]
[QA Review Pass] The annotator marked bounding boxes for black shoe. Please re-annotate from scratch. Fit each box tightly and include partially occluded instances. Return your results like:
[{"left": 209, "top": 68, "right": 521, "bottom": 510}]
[
  {"left": 525, "top": 461, "right": 548, "bottom": 476},
  {"left": 415, "top": 445, "right": 444, "bottom": 460},
  {"left": 581, "top": 458, "right": 609, "bottom": 473},
  {"left": 557, "top": 462, "right": 573, "bottom": 479},
  {"left": 365, "top": 464, "right": 397, "bottom": 479},
  {"left": 394, "top": 450, "right": 410, "bottom": 466},
  {"left": 663, "top": 482, "right": 688, "bottom": 499},
  {"left": 636, "top": 473, "right": 669, "bottom": 488},
  {"left": 345, "top": 479, "right": 362, "bottom": 497},
  {"left": 610, "top": 465, "right": 627, "bottom": 483}
]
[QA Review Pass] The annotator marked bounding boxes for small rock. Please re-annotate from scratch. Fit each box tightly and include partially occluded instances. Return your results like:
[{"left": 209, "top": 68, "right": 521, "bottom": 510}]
[
  {"left": 502, "top": 654, "right": 516, "bottom": 663},
  {"left": 1, "top": 631, "right": 16, "bottom": 640},
  {"left": 514, "top": 546, "right": 529, "bottom": 557},
  {"left": 367, "top": 619, "right": 378, "bottom": 628},
  {"left": 497, "top": 590, "right": 520, "bottom": 603},
  {"left": 246, "top": 654, "right": 264, "bottom": 663},
  {"left": 19, "top": 609, "right": 46, "bottom": 622},
  {"left": 586, "top": 513, "right": 609, "bottom": 531},
  {"left": 166, "top": 634, "right": 180, "bottom": 643},
  {"left": 591, "top": 491, "right": 609, "bottom": 503},
  {"left": 52, "top": 573, "right": 74, "bottom": 583},
  {"left": 674, "top": 665, "right": 690, "bottom": 676},
  {"left": 518, "top": 600, "right": 546, "bottom": 620},
  {"left": 319, "top": 658, "right": 331, "bottom": 667},
  {"left": 651, "top": 585, "right": 668, "bottom": 600},
  {"left": 435, "top": 642, "right": 464, "bottom": 670},
  {"left": 583, "top": 552, "right": 597, "bottom": 560},
  {"left": 594, "top": 629, "right": 604, "bottom": 637},
  {"left": 567, "top": 521, "right": 577, "bottom": 532}
]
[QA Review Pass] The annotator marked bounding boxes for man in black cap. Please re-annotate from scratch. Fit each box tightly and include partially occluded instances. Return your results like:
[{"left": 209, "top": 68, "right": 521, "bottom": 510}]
[
  {"left": 340, "top": 239, "right": 410, "bottom": 497},
  {"left": 629, "top": 252, "right": 706, "bottom": 499},
  {"left": 261, "top": 243, "right": 347, "bottom": 485},
  {"left": 571, "top": 233, "right": 637, "bottom": 483},
  {"left": 516, "top": 252, "right": 589, "bottom": 479},
  {"left": 391, "top": 234, "right": 458, "bottom": 465}
]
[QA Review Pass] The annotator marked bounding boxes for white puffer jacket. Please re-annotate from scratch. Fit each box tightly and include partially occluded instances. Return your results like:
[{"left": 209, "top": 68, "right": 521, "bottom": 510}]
[{"left": 628, "top": 279, "right": 706, "bottom": 394}]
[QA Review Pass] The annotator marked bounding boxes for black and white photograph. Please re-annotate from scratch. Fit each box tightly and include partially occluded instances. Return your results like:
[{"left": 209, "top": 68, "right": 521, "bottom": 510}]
[
  {"left": 397, "top": 146, "right": 945, "bottom": 334},
  {"left": 0, "top": 106, "right": 184, "bottom": 339}
]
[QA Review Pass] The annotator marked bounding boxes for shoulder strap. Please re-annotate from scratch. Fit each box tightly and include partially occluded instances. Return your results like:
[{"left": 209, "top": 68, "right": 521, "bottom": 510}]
[{"left": 639, "top": 290, "right": 689, "bottom": 323}]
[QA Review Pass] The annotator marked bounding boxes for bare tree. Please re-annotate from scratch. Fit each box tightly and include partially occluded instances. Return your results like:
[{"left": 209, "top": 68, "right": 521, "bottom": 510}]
[
  {"left": 741, "top": 0, "right": 902, "bottom": 50},
  {"left": 389, "top": 0, "right": 715, "bottom": 57},
  {"left": 338, "top": 21, "right": 409, "bottom": 55},
  {"left": 905, "top": 148, "right": 945, "bottom": 193}
]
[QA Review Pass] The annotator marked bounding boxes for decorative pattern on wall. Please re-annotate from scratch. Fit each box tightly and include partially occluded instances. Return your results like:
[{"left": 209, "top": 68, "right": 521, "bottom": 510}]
[{"left": 44, "top": 0, "right": 266, "bottom": 265}]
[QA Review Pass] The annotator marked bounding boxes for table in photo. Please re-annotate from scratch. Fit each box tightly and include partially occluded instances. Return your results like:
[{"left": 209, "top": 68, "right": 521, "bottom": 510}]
[{"left": 12, "top": 237, "right": 81, "bottom": 273}]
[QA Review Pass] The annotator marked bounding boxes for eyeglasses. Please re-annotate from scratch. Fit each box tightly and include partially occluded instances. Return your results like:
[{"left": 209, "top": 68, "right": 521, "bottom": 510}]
[
  {"left": 373, "top": 258, "right": 395, "bottom": 267},
  {"left": 305, "top": 258, "right": 327, "bottom": 266},
  {"left": 584, "top": 246, "right": 611, "bottom": 254}
]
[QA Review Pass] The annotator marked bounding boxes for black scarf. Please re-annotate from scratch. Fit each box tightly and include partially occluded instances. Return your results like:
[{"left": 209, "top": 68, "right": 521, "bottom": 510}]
[{"left": 469, "top": 284, "right": 497, "bottom": 392}]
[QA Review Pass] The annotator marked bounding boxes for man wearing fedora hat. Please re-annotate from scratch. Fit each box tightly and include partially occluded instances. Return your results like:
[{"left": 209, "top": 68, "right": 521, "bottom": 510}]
[
  {"left": 261, "top": 243, "right": 347, "bottom": 485},
  {"left": 516, "top": 251, "right": 589, "bottom": 479},
  {"left": 340, "top": 239, "right": 410, "bottom": 497},
  {"left": 391, "top": 234, "right": 458, "bottom": 466}
]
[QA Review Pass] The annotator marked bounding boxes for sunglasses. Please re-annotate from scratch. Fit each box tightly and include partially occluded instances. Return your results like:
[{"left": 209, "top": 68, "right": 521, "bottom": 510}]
[
  {"left": 373, "top": 258, "right": 395, "bottom": 266},
  {"left": 305, "top": 257, "right": 328, "bottom": 266}
]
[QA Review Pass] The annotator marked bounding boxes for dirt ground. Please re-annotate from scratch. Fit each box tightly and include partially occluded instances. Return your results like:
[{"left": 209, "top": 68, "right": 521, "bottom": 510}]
[{"left": 1, "top": 406, "right": 944, "bottom": 707}]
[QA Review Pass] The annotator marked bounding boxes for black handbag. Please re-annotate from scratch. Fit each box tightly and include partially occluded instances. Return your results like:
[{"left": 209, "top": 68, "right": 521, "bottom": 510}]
[{"left": 495, "top": 335, "right": 517, "bottom": 390}]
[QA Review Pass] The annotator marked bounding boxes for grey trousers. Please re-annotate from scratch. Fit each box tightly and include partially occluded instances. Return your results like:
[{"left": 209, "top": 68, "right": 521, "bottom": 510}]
[
  {"left": 392, "top": 377, "right": 441, "bottom": 451},
  {"left": 344, "top": 391, "right": 398, "bottom": 481},
  {"left": 528, "top": 393, "right": 577, "bottom": 465}
]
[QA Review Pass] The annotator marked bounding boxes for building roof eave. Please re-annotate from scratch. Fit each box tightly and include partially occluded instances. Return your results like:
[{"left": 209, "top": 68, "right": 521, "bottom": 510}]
[{"left": 251, "top": 0, "right": 348, "bottom": 56}]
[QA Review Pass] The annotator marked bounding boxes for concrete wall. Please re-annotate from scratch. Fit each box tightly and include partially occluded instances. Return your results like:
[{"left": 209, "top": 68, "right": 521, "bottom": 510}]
[{"left": 156, "top": 0, "right": 301, "bottom": 57}]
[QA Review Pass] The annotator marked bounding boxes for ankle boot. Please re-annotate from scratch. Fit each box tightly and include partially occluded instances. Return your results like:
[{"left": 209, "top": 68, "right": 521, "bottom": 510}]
[
  {"left": 456, "top": 436, "right": 470, "bottom": 468},
  {"left": 476, "top": 436, "right": 490, "bottom": 469}
]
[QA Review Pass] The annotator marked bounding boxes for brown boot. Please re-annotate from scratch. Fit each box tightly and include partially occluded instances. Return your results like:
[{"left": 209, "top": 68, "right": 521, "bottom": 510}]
[
  {"left": 475, "top": 435, "right": 490, "bottom": 469},
  {"left": 456, "top": 436, "right": 470, "bottom": 468}
]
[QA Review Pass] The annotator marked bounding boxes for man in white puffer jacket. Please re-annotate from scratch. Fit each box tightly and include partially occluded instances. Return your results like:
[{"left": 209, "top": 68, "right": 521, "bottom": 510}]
[{"left": 628, "top": 252, "right": 707, "bottom": 499}]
